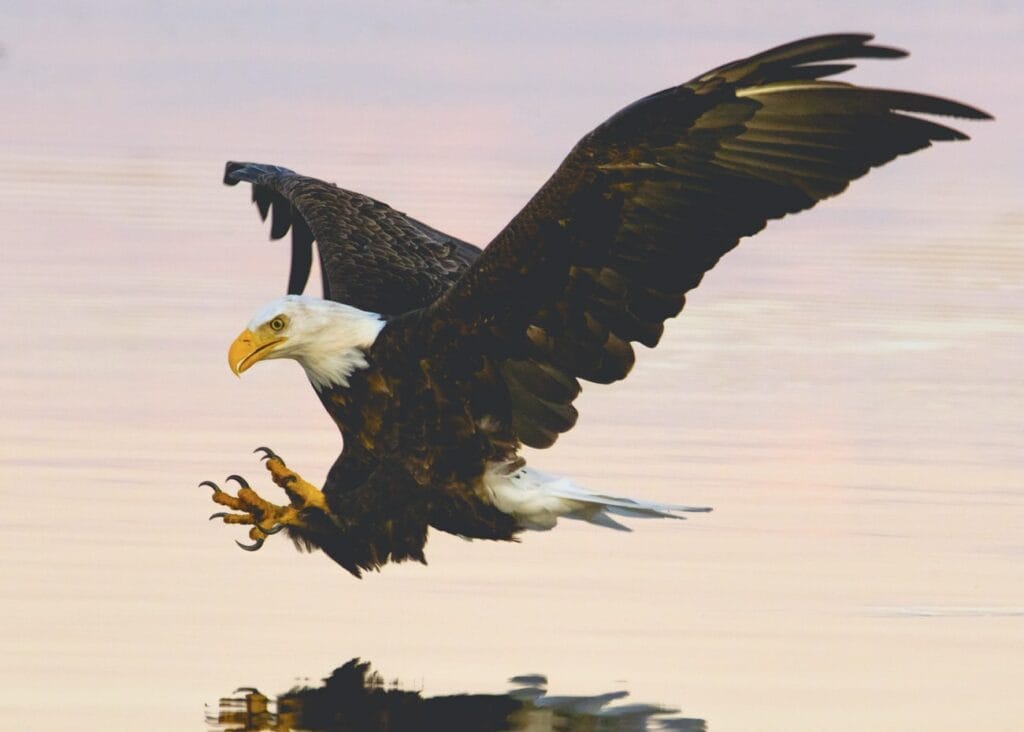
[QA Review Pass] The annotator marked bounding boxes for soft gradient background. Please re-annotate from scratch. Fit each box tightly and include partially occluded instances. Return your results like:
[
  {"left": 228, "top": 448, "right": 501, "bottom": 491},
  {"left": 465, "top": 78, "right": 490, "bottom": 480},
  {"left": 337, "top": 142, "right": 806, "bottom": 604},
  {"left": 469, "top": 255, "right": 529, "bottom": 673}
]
[{"left": 2, "top": 2, "right": 1022, "bottom": 730}]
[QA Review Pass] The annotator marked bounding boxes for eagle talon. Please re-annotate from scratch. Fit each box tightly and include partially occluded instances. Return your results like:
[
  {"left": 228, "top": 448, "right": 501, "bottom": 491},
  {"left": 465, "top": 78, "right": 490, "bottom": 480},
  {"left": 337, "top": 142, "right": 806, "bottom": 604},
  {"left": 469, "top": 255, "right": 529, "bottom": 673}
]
[
  {"left": 235, "top": 538, "right": 265, "bottom": 552},
  {"left": 206, "top": 452, "right": 323, "bottom": 548},
  {"left": 253, "top": 446, "right": 284, "bottom": 465}
]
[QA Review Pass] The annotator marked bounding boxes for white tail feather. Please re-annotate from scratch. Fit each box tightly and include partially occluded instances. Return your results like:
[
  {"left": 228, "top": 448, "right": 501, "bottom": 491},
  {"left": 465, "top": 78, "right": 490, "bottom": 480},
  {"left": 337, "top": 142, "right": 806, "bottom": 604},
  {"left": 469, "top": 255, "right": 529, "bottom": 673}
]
[{"left": 480, "top": 464, "right": 712, "bottom": 532}]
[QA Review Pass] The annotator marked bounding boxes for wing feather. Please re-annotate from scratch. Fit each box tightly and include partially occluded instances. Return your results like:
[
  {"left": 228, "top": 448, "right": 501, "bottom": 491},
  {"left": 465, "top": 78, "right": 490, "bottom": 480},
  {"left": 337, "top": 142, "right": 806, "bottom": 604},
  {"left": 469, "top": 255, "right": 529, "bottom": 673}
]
[
  {"left": 425, "top": 33, "right": 989, "bottom": 448},
  {"left": 224, "top": 162, "right": 481, "bottom": 314}
]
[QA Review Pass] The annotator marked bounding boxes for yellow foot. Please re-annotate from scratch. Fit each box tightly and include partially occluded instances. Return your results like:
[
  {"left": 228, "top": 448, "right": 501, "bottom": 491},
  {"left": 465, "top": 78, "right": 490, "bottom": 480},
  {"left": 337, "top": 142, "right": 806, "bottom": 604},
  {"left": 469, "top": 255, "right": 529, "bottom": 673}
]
[
  {"left": 254, "top": 446, "right": 328, "bottom": 512},
  {"left": 203, "top": 447, "right": 328, "bottom": 552}
]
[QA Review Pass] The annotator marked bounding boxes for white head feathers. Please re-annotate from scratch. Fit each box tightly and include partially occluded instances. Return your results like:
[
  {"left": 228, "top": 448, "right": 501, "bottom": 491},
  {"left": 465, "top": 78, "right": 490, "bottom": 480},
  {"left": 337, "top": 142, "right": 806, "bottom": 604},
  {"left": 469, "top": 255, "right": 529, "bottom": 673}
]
[{"left": 241, "top": 295, "right": 385, "bottom": 390}]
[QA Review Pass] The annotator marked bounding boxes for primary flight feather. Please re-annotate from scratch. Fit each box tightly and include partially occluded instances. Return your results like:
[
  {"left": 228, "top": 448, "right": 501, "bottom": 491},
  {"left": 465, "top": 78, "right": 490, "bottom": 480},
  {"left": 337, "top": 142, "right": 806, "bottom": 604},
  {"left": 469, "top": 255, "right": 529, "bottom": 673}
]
[{"left": 206, "top": 34, "right": 989, "bottom": 577}]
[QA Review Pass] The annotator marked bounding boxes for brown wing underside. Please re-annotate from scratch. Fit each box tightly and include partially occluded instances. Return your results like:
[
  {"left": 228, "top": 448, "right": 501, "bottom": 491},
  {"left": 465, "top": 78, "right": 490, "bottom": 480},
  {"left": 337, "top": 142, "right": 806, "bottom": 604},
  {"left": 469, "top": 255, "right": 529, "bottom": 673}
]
[{"left": 427, "top": 33, "right": 990, "bottom": 449}]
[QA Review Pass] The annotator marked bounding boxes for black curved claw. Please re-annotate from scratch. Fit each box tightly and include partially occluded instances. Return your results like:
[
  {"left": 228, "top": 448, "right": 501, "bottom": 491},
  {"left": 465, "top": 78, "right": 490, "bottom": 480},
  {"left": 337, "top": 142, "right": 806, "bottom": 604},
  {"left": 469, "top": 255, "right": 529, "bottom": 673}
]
[
  {"left": 256, "top": 523, "right": 285, "bottom": 535},
  {"left": 235, "top": 537, "right": 265, "bottom": 552},
  {"left": 234, "top": 687, "right": 261, "bottom": 695},
  {"left": 199, "top": 480, "right": 221, "bottom": 493},
  {"left": 208, "top": 512, "right": 230, "bottom": 521},
  {"left": 254, "top": 446, "right": 284, "bottom": 465},
  {"left": 225, "top": 474, "right": 250, "bottom": 490}
]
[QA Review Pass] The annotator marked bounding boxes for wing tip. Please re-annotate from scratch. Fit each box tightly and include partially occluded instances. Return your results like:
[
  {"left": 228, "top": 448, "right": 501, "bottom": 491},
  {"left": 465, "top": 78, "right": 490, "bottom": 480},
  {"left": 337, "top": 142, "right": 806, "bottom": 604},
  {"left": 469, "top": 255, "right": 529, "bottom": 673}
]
[
  {"left": 894, "top": 93, "right": 993, "bottom": 123},
  {"left": 956, "top": 105, "right": 994, "bottom": 121},
  {"left": 222, "top": 160, "right": 298, "bottom": 186},
  {"left": 223, "top": 160, "right": 244, "bottom": 186},
  {"left": 786, "top": 32, "right": 908, "bottom": 59},
  {"left": 692, "top": 32, "right": 913, "bottom": 87}
]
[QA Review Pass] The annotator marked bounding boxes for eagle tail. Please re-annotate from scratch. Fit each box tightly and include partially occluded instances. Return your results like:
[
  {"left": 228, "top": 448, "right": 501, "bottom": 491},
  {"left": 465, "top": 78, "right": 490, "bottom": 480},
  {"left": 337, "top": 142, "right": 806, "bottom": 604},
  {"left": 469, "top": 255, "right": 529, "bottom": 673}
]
[{"left": 482, "top": 464, "right": 711, "bottom": 532}]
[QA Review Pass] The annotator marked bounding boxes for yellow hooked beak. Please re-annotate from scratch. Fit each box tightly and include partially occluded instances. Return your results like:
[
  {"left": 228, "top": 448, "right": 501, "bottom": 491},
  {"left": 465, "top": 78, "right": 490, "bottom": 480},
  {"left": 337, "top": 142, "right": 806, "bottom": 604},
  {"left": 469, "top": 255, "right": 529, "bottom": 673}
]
[{"left": 228, "top": 329, "right": 286, "bottom": 376}]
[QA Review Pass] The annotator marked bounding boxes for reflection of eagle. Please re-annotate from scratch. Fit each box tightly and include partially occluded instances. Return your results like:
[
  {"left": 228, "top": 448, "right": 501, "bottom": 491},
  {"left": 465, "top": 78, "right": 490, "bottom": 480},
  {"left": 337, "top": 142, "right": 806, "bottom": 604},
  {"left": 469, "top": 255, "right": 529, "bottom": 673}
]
[
  {"left": 208, "top": 658, "right": 702, "bottom": 732},
  {"left": 205, "top": 34, "right": 988, "bottom": 576}
]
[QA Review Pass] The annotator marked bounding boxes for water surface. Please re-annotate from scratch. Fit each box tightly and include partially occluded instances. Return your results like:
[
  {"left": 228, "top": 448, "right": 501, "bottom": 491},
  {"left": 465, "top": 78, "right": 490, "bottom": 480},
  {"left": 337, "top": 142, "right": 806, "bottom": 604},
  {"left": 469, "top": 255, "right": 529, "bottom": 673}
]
[{"left": 1, "top": 4, "right": 1022, "bottom": 730}]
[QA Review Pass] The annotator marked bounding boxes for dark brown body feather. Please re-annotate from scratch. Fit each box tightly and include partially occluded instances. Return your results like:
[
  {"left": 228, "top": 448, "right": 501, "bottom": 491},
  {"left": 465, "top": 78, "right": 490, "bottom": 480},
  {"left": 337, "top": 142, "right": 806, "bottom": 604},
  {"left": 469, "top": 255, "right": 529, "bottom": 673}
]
[{"left": 226, "top": 34, "right": 989, "bottom": 575}]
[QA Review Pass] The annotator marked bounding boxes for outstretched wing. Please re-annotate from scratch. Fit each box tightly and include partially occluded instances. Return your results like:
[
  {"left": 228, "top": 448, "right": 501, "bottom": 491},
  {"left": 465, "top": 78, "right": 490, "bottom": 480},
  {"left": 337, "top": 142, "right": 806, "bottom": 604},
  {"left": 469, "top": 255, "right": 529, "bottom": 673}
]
[
  {"left": 425, "top": 33, "right": 990, "bottom": 448},
  {"left": 224, "top": 162, "right": 481, "bottom": 315}
]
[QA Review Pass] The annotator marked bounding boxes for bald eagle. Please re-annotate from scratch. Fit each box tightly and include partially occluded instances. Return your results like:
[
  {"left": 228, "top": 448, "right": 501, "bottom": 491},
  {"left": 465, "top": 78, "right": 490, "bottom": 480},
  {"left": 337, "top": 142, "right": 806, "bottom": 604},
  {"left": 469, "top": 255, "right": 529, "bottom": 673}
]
[{"left": 205, "top": 34, "right": 988, "bottom": 577}]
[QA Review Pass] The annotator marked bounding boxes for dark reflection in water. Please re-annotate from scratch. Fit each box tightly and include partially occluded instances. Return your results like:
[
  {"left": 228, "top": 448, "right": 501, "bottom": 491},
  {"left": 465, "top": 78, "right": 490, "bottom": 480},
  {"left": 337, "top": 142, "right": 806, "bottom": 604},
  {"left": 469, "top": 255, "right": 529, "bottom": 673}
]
[{"left": 207, "top": 658, "right": 704, "bottom": 731}]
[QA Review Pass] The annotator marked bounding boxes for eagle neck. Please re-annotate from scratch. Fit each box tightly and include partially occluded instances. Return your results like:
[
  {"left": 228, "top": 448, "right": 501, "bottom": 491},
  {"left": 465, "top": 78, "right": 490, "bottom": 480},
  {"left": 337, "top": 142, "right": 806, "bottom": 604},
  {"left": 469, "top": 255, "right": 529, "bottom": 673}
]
[{"left": 295, "top": 306, "right": 385, "bottom": 391}]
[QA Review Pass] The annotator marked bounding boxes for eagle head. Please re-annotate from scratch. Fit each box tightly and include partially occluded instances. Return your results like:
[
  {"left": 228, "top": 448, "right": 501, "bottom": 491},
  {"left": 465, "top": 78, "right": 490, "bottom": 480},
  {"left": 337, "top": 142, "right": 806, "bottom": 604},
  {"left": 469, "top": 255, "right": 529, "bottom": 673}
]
[{"left": 229, "top": 295, "right": 385, "bottom": 390}]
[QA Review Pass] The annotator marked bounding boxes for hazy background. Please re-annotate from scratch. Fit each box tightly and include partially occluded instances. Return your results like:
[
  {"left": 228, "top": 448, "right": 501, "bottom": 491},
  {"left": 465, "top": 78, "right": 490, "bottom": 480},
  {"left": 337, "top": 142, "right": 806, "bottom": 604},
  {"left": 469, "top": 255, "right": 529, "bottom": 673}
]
[{"left": 2, "top": 2, "right": 1022, "bottom": 730}]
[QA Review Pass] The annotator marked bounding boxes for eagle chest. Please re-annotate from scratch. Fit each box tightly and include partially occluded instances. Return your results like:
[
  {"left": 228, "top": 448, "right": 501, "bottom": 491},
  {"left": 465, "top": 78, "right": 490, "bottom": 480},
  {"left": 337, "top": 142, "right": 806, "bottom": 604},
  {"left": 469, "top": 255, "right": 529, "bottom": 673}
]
[{"left": 328, "top": 368, "right": 395, "bottom": 452}]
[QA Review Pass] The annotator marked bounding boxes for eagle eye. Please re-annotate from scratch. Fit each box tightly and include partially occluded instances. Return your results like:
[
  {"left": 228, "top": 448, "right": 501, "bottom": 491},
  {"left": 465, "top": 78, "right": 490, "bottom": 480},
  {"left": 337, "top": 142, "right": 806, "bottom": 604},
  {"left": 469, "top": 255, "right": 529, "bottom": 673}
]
[{"left": 270, "top": 317, "right": 285, "bottom": 332}]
